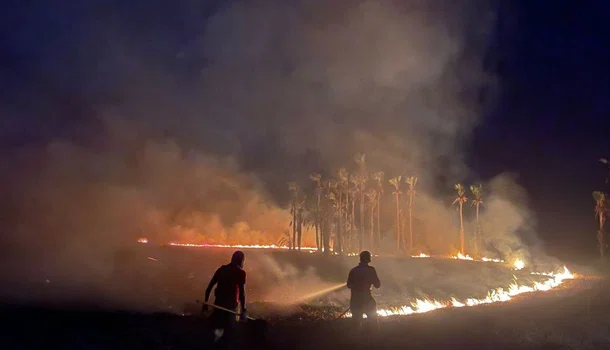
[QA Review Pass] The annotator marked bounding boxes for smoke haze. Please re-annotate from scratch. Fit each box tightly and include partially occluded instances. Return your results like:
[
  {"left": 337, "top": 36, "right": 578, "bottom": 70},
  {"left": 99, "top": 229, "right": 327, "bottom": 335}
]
[{"left": 0, "top": 1, "right": 561, "bottom": 308}]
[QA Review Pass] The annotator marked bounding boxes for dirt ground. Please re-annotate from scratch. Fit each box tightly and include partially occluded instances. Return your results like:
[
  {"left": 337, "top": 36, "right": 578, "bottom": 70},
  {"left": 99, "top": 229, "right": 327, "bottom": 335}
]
[{"left": 2, "top": 277, "right": 608, "bottom": 350}]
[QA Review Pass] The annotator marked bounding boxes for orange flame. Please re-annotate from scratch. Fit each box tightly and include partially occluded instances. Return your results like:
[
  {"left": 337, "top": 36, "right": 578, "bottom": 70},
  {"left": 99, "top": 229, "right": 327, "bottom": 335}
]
[
  {"left": 451, "top": 252, "right": 475, "bottom": 261},
  {"left": 166, "top": 242, "right": 318, "bottom": 251},
  {"left": 346, "top": 267, "right": 574, "bottom": 318}
]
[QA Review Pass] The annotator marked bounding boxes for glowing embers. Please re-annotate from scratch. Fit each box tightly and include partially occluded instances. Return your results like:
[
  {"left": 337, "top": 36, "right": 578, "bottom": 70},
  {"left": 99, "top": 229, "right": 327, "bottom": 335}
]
[
  {"left": 344, "top": 267, "right": 574, "bottom": 318},
  {"left": 137, "top": 237, "right": 148, "bottom": 244}
]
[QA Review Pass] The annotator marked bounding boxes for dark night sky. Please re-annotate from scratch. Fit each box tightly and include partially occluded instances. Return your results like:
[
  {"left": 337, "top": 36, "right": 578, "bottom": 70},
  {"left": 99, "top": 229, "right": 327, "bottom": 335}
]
[
  {"left": 1, "top": 1, "right": 609, "bottom": 262},
  {"left": 470, "top": 1, "right": 610, "bottom": 260}
]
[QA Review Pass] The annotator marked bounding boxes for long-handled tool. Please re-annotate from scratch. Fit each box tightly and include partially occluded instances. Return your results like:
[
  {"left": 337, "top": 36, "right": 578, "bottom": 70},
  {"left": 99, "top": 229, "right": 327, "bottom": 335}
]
[{"left": 196, "top": 300, "right": 256, "bottom": 320}]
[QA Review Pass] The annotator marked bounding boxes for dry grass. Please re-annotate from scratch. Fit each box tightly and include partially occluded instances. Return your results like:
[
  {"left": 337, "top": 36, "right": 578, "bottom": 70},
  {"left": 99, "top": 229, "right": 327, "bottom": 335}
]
[{"left": 3, "top": 247, "right": 609, "bottom": 349}]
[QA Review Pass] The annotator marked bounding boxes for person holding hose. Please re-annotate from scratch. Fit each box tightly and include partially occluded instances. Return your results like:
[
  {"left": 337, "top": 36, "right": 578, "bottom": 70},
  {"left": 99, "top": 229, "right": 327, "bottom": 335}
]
[
  {"left": 347, "top": 250, "right": 381, "bottom": 332},
  {"left": 202, "top": 250, "right": 248, "bottom": 347}
]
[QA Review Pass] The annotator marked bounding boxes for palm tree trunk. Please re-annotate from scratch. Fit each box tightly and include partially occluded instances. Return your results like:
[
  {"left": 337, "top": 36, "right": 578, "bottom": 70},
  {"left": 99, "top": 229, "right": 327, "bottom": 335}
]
[
  {"left": 297, "top": 208, "right": 302, "bottom": 251},
  {"left": 459, "top": 202, "right": 465, "bottom": 254},
  {"left": 599, "top": 213, "right": 605, "bottom": 259},
  {"left": 323, "top": 187, "right": 331, "bottom": 254},
  {"left": 351, "top": 200, "right": 356, "bottom": 253},
  {"left": 315, "top": 222, "right": 320, "bottom": 251},
  {"left": 369, "top": 202, "right": 374, "bottom": 251},
  {"left": 337, "top": 191, "right": 343, "bottom": 254},
  {"left": 323, "top": 216, "right": 331, "bottom": 254},
  {"left": 408, "top": 194, "right": 413, "bottom": 252},
  {"left": 345, "top": 192, "right": 350, "bottom": 252},
  {"left": 376, "top": 193, "right": 381, "bottom": 251},
  {"left": 316, "top": 192, "right": 321, "bottom": 252},
  {"left": 320, "top": 216, "right": 325, "bottom": 254},
  {"left": 401, "top": 210, "right": 407, "bottom": 254},
  {"left": 475, "top": 203, "right": 480, "bottom": 255},
  {"left": 395, "top": 194, "right": 400, "bottom": 252},
  {"left": 358, "top": 187, "right": 364, "bottom": 251},
  {"left": 292, "top": 201, "right": 296, "bottom": 250}
]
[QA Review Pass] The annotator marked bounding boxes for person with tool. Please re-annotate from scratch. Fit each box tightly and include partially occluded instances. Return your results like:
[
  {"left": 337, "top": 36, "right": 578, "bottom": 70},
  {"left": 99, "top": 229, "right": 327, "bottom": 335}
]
[
  {"left": 201, "top": 250, "right": 248, "bottom": 347},
  {"left": 346, "top": 250, "right": 381, "bottom": 332}
]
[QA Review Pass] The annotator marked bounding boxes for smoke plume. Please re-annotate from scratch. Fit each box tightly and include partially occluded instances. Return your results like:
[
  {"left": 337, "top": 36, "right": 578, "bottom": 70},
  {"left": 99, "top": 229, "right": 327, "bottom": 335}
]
[{"left": 1, "top": 1, "right": 561, "bottom": 307}]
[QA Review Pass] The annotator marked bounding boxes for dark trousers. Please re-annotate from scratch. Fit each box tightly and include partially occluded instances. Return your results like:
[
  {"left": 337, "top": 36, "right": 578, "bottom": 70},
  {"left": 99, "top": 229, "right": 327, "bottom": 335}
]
[
  {"left": 209, "top": 308, "right": 238, "bottom": 350},
  {"left": 351, "top": 296, "right": 379, "bottom": 332}
]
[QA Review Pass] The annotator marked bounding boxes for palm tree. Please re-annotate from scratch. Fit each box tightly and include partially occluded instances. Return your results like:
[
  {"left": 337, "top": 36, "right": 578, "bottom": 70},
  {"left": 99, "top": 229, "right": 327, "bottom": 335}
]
[
  {"left": 310, "top": 173, "right": 322, "bottom": 251},
  {"left": 593, "top": 191, "right": 608, "bottom": 260},
  {"left": 453, "top": 183, "right": 468, "bottom": 255},
  {"left": 470, "top": 184, "right": 484, "bottom": 255},
  {"left": 389, "top": 176, "right": 402, "bottom": 253},
  {"left": 372, "top": 171, "right": 384, "bottom": 250},
  {"left": 405, "top": 176, "right": 418, "bottom": 252},
  {"left": 288, "top": 182, "right": 300, "bottom": 250},
  {"left": 354, "top": 153, "right": 367, "bottom": 252},
  {"left": 365, "top": 188, "right": 377, "bottom": 251}
]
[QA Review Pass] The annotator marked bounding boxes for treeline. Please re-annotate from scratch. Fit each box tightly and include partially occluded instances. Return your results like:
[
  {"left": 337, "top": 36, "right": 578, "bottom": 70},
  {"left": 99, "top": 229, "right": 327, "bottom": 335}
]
[{"left": 285, "top": 153, "right": 485, "bottom": 256}]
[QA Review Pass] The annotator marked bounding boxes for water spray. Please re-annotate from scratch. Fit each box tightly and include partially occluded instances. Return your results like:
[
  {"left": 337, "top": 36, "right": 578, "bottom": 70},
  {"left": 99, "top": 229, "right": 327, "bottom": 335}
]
[{"left": 290, "top": 283, "right": 347, "bottom": 305}]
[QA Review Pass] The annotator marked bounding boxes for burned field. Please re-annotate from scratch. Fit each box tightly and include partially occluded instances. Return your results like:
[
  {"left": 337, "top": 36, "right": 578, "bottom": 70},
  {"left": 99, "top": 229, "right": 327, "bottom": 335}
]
[{"left": 2, "top": 245, "right": 604, "bottom": 349}]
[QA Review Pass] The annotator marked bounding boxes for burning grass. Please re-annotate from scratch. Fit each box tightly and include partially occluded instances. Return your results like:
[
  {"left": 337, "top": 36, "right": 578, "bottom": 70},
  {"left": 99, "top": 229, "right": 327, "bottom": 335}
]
[
  {"left": 345, "top": 266, "right": 573, "bottom": 318},
  {"left": 5, "top": 243, "right": 601, "bottom": 349},
  {"left": 166, "top": 242, "right": 318, "bottom": 251},
  {"left": 142, "top": 244, "right": 575, "bottom": 323}
]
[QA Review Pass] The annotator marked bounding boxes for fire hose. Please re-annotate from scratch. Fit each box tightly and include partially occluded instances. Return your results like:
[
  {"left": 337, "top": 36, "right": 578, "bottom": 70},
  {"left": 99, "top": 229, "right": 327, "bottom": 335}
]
[{"left": 336, "top": 307, "right": 351, "bottom": 319}]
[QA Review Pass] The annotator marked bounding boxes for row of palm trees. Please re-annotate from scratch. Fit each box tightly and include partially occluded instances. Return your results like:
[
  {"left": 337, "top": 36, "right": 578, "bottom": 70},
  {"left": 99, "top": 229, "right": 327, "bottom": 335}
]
[
  {"left": 286, "top": 153, "right": 486, "bottom": 256},
  {"left": 286, "top": 155, "right": 610, "bottom": 259}
]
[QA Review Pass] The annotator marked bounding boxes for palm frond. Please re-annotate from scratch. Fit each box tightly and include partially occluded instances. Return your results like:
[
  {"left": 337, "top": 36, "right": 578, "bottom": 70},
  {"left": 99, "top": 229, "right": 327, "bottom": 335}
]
[
  {"left": 389, "top": 176, "right": 402, "bottom": 190},
  {"left": 309, "top": 173, "right": 321, "bottom": 181},
  {"left": 354, "top": 153, "right": 366, "bottom": 167},
  {"left": 406, "top": 176, "right": 418, "bottom": 188},
  {"left": 288, "top": 182, "right": 300, "bottom": 193}
]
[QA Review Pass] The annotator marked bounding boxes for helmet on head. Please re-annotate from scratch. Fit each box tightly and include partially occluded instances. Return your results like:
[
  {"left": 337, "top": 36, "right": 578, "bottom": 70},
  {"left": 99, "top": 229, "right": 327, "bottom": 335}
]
[
  {"left": 231, "top": 250, "right": 245, "bottom": 268},
  {"left": 359, "top": 251, "right": 371, "bottom": 263}
]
